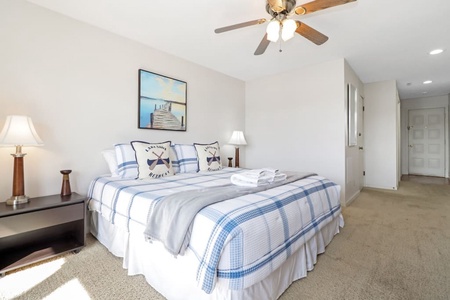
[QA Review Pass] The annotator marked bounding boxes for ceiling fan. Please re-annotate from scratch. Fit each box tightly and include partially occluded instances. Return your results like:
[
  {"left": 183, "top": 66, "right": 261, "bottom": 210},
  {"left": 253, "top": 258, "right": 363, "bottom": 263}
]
[{"left": 214, "top": 0, "right": 357, "bottom": 55}]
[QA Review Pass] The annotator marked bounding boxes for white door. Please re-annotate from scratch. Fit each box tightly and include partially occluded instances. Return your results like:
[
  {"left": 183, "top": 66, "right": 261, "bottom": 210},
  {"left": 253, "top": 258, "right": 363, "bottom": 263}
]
[
  {"left": 408, "top": 108, "right": 445, "bottom": 177},
  {"left": 358, "top": 95, "right": 365, "bottom": 189}
]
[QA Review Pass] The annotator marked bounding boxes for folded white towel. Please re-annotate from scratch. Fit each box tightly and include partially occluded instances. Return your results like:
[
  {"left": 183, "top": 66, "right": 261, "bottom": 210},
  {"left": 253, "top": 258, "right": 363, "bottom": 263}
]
[
  {"left": 230, "top": 173, "right": 273, "bottom": 187},
  {"left": 261, "top": 168, "right": 279, "bottom": 174},
  {"left": 273, "top": 172, "right": 287, "bottom": 182},
  {"left": 230, "top": 168, "right": 286, "bottom": 187},
  {"left": 237, "top": 168, "right": 279, "bottom": 179}
]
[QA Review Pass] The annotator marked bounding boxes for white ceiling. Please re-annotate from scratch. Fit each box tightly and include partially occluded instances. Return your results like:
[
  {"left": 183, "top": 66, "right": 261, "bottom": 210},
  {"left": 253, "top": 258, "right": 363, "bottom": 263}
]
[{"left": 27, "top": 0, "right": 450, "bottom": 100}]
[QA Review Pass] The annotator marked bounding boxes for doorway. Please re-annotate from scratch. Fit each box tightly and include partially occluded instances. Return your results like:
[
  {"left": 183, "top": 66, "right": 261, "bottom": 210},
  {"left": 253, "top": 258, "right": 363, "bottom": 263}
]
[{"left": 408, "top": 108, "right": 446, "bottom": 177}]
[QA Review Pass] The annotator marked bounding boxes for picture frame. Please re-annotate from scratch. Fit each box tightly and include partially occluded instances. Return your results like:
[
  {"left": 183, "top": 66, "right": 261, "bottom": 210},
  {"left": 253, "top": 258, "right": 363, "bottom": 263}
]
[{"left": 138, "top": 69, "right": 187, "bottom": 131}]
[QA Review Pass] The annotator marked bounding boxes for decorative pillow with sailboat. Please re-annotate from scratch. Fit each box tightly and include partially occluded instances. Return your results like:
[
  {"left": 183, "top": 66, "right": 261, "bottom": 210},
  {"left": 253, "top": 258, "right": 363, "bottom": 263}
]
[
  {"left": 194, "top": 142, "right": 222, "bottom": 172},
  {"left": 131, "top": 141, "right": 174, "bottom": 179}
]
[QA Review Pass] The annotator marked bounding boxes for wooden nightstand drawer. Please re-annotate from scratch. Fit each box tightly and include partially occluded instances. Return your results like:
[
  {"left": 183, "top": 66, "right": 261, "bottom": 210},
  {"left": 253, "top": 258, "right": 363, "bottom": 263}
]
[{"left": 0, "top": 203, "right": 83, "bottom": 238}]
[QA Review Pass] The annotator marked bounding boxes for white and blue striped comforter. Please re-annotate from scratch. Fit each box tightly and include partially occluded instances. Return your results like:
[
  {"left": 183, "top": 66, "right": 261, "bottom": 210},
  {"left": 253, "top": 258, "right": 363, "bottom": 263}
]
[{"left": 87, "top": 168, "right": 342, "bottom": 294}]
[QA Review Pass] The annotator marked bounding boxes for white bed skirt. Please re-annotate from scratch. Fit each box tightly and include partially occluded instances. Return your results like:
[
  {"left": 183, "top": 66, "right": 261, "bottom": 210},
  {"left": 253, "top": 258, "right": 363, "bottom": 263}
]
[{"left": 89, "top": 211, "right": 343, "bottom": 300}]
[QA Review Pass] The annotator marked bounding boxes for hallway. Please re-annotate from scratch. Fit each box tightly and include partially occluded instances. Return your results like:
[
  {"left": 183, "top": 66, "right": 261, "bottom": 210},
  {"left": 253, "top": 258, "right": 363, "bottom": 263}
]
[{"left": 401, "top": 175, "right": 450, "bottom": 185}]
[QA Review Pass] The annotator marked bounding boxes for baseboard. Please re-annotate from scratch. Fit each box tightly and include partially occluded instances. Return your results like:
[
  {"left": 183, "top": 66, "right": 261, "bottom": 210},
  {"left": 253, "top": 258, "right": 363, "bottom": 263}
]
[{"left": 345, "top": 190, "right": 360, "bottom": 206}]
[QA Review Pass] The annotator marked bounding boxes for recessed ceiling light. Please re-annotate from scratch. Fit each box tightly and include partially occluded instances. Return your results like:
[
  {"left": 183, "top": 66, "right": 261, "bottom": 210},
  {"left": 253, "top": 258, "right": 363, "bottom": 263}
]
[
  {"left": 423, "top": 80, "right": 432, "bottom": 84},
  {"left": 422, "top": 91, "right": 428, "bottom": 94},
  {"left": 429, "top": 49, "right": 444, "bottom": 55}
]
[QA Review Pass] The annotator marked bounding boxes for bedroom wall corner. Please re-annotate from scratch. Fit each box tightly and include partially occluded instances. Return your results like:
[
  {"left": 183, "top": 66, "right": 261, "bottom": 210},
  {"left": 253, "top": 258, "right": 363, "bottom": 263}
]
[
  {"left": 364, "top": 80, "right": 399, "bottom": 190},
  {"left": 244, "top": 59, "right": 347, "bottom": 204},
  {"left": 0, "top": 0, "right": 245, "bottom": 201}
]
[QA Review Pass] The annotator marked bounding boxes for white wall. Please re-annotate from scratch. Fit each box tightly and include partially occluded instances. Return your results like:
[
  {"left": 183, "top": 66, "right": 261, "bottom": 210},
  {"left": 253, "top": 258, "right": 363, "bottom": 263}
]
[
  {"left": 245, "top": 59, "right": 347, "bottom": 203},
  {"left": 0, "top": 0, "right": 245, "bottom": 201},
  {"left": 344, "top": 61, "right": 364, "bottom": 204},
  {"left": 364, "top": 80, "right": 399, "bottom": 189},
  {"left": 400, "top": 94, "right": 449, "bottom": 177}
]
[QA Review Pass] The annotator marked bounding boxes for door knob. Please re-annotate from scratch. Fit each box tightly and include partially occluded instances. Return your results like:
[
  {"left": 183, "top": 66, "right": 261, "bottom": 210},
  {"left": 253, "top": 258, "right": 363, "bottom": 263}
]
[
  {"left": 409, "top": 145, "right": 413, "bottom": 148},
  {"left": 359, "top": 147, "right": 364, "bottom": 150}
]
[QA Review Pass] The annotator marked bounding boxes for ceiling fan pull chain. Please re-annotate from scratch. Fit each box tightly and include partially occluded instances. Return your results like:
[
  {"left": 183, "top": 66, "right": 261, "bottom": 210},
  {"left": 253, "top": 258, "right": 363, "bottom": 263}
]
[{"left": 279, "top": 38, "right": 283, "bottom": 52}]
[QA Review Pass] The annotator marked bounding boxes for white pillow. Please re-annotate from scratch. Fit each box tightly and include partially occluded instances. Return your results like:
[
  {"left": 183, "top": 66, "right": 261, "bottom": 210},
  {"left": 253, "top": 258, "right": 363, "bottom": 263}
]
[
  {"left": 101, "top": 149, "right": 120, "bottom": 177},
  {"left": 170, "top": 145, "right": 181, "bottom": 174},
  {"left": 114, "top": 143, "right": 139, "bottom": 178},
  {"left": 194, "top": 142, "right": 222, "bottom": 172},
  {"left": 173, "top": 144, "right": 199, "bottom": 173},
  {"left": 131, "top": 141, "right": 174, "bottom": 179}
]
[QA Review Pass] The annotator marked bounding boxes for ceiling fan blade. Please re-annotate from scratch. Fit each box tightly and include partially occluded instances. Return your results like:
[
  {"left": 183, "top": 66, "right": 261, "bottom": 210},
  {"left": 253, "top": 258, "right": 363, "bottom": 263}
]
[
  {"left": 295, "top": 21, "right": 329, "bottom": 45},
  {"left": 254, "top": 33, "right": 271, "bottom": 55},
  {"left": 295, "top": 0, "right": 356, "bottom": 15},
  {"left": 215, "top": 19, "right": 266, "bottom": 34}
]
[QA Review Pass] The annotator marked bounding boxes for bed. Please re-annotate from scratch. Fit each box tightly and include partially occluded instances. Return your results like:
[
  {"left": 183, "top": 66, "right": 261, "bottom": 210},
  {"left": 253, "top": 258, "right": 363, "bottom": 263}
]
[{"left": 87, "top": 142, "right": 343, "bottom": 300}]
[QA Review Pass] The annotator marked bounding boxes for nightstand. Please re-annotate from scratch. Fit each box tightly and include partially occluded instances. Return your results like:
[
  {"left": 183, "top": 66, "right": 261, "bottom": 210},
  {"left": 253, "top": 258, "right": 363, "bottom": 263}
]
[{"left": 0, "top": 193, "right": 86, "bottom": 277}]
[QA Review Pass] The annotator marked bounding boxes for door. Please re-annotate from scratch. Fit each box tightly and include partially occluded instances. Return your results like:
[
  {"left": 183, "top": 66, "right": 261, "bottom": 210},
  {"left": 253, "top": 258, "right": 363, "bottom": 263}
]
[
  {"left": 357, "top": 95, "right": 365, "bottom": 189},
  {"left": 408, "top": 108, "right": 445, "bottom": 177}
]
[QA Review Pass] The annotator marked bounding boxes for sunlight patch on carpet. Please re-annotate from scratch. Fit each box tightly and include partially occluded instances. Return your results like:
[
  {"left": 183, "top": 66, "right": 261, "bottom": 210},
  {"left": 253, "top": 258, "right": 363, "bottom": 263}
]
[
  {"left": 43, "top": 278, "right": 91, "bottom": 300},
  {"left": 0, "top": 257, "right": 65, "bottom": 299}
]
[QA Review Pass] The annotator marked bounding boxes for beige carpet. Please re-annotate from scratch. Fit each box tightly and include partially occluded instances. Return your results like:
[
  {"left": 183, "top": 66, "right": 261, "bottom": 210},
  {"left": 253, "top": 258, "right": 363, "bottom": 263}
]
[{"left": 1, "top": 180, "right": 449, "bottom": 300}]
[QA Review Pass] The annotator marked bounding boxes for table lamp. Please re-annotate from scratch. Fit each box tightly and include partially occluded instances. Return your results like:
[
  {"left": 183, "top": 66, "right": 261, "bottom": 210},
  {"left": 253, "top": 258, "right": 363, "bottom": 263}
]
[
  {"left": 0, "top": 115, "right": 44, "bottom": 205},
  {"left": 228, "top": 131, "right": 247, "bottom": 168}
]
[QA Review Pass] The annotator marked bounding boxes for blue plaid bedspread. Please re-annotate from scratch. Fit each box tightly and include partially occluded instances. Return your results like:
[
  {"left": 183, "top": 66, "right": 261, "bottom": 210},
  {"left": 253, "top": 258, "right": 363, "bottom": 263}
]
[{"left": 87, "top": 168, "right": 342, "bottom": 293}]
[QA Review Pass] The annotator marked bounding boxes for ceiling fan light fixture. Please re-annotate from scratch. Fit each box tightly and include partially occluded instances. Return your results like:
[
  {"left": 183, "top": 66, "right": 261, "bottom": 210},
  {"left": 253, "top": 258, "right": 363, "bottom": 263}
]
[
  {"left": 281, "top": 19, "right": 297, "bottom": 41},
  {"left": 215, "top": 0, "right": 354, "bottom": 55},
  {"left": 266, "top": 20, "right": 280, "bottom": 42}
]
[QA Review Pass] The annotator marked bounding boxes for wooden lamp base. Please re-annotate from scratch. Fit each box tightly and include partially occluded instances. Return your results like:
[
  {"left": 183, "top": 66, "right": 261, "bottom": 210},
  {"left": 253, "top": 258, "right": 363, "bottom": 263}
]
[
  {"left": 6, "top": 195, "right": 29, "bottom": 206},
  {"left": 6, "top": 147, "right": 29, "bottom": 206},
  {"left": 234, "top": 147, "right": 240, "bottom": 168}
]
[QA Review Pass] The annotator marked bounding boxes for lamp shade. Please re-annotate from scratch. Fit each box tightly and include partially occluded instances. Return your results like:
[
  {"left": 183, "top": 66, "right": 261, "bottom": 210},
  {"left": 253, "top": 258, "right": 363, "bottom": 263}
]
[
  {"left": 281, "top": 19, "right": 297, "bottom": 41},
  {"left": 266, "top": 20, "right": 280, "bottom": 42},
  {"left": 229, "top": 131, "right": 247, "bottom": 146},
  {"left": 0, "top": 115, "right": 44, "bottom": 146}
]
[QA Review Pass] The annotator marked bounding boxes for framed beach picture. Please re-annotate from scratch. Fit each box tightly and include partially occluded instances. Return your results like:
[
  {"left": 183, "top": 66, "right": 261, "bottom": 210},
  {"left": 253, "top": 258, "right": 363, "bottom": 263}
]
[{"left": 138, "top": 69, "right": 187, "bottom": 131}]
